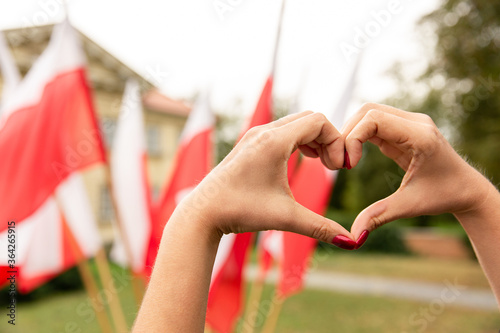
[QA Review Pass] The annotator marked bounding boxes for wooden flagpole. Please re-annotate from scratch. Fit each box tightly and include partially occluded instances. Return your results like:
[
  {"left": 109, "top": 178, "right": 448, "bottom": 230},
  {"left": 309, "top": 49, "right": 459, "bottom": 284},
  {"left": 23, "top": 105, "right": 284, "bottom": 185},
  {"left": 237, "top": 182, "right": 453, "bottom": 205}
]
[
  {"left": 59, "top": 208, "right": 114, "bottom": 333},
  {"left": 260, "top": 292, "right": 284, "bottom": 333},
  {"left": 104, "top": 165, "right": 146, "bottom": 304},
  {"left": 242, "top": 267, "right": 266, "bottom": 332},
  {"left": 94, "top": 248, "right": 129, "bottom": 333},
  {"left": 243, "top": 0, "right": 287, "bottom": 329}
]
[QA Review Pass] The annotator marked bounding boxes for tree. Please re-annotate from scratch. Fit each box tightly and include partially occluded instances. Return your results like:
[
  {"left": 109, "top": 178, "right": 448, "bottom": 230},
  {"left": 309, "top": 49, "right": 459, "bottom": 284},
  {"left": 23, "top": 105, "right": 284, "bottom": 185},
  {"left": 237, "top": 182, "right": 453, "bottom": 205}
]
[{"left": 414, "top": 0, "right": 500, "bottom": 185}]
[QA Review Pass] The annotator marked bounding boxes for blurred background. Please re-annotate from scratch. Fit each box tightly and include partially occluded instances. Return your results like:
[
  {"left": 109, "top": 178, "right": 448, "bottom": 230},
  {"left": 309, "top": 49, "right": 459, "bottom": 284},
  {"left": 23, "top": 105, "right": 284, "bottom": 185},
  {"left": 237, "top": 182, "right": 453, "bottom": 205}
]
[{"left": 0, "top": 0, "right": 499, "bottom": 332}]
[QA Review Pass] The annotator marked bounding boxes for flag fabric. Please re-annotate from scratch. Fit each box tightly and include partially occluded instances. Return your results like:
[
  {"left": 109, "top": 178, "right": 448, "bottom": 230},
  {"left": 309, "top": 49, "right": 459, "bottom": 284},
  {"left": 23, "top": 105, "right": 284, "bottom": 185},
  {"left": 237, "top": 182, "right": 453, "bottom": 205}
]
[
  {"left": 0, "top": 20, "right": 106, "bottom": 233},
  {"left": 146, "top": 90, "right": 214, "bottom": 276},
  {"left": 0, "top": 31, "right": 21, "bottom": 106},
  {"left": 110, "top": 78, "right": 153, "bottom": 275},
  {"left": 0, "top": 173, "right": 103, "bottom": 293},
  {"left": 16, "top": 174, "right": 103, "bottom": 293},
  {"left": 0, "top": 20, "right": 105, "bottom": 291},
  {"left": 257, "top": 54, "right": 362, "bottom": 298},
  {"left": 206, "top": 76, "right": 273, "bottom": 333}
]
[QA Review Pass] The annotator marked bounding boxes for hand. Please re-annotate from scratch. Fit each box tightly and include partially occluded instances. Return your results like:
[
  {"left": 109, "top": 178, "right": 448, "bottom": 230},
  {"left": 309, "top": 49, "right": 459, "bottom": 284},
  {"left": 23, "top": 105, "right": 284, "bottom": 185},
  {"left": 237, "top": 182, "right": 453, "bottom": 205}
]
[
  {"left": 342, "top": 103, "right": 493, "bottom": 239},
  {"left": 175, "top": 111, "right": 355, "bottom": 246}
]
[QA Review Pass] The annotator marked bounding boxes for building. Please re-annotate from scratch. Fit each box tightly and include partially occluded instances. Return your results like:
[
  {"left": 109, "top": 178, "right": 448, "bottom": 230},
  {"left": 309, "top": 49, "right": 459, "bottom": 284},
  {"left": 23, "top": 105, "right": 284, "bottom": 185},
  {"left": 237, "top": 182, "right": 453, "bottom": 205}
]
[{"left": 0, "top": 24, "right": 190, "bottom": 241}]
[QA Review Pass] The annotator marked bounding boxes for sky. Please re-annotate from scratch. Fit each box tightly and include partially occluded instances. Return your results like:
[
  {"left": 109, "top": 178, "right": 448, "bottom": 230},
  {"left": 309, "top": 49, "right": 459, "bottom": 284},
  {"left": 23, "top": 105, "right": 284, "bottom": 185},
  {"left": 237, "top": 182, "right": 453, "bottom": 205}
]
[{"left": 0, "top": 0, "right": 440, "bottom": 120}]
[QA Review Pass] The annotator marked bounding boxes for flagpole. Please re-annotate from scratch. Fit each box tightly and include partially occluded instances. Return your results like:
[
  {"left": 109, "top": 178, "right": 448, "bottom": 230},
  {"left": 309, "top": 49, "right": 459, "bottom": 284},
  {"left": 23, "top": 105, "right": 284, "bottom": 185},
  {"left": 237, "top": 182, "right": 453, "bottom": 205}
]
[
  {"left": 270, "top": 0, "right": 286, "bottom": 79},
  {"left": 104, "top": 165, "right": 146, "bottom": 304},
  {"left": 59, "top": 209, "right": 114, "bottom": 333},
  {"left": 243, "top": 0, "right": 287, "bottom": 328},
  {"left": 94, "top": 248, "right": 130, "bottom": 333},
  {"left": 242, "top": 266, "right": 267, "bottom": 333},
  {"left": 260, "top": 292, "right": 284, "bottom": 333}
]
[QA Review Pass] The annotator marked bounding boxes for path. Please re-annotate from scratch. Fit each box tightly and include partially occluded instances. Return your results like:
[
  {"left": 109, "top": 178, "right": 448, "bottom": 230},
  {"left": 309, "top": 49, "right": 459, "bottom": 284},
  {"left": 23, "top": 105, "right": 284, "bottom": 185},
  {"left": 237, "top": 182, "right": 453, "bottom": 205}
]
[{"left": 245, "top": 266, "right": 498, "bottom": 311}]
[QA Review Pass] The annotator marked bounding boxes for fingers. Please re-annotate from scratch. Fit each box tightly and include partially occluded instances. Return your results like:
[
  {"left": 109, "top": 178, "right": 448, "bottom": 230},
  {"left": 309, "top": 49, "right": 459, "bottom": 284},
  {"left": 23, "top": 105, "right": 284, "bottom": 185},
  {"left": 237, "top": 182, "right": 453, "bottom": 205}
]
[
  {"left": 341, "top": 103, "right": 428, "bottom": 135},
  {"left": 344, "top": 110, "right": 423, "bottom": 168},
  {"left": 350, "top": 187, "right": 421, "bottom": 239},
  {"left": 276, "top": 112, "right": 345, "bottom": 169},
  {"left": 287, "top": 201, "right": 356, "bottom": 249}
]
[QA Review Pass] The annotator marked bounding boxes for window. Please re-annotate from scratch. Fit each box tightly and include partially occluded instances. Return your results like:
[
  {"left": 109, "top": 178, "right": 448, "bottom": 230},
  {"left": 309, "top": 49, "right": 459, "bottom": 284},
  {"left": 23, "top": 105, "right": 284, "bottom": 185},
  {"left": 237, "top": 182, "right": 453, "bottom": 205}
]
[
  {"left": 99, "top": 186, "right": 114, "bottom": 224},
  {"left": 146, "top": 124, "right": 162, "bottom": 156},
  {"left": 99, "top": 117, "right": 117, "bottom": 149}
]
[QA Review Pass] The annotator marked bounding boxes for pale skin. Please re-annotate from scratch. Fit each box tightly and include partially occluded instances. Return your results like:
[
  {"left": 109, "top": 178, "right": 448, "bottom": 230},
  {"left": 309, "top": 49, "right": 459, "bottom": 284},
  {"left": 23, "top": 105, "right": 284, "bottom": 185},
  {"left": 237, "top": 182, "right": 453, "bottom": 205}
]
[{"left": 132, "top": 104, "right": 500, "bottom": 332}]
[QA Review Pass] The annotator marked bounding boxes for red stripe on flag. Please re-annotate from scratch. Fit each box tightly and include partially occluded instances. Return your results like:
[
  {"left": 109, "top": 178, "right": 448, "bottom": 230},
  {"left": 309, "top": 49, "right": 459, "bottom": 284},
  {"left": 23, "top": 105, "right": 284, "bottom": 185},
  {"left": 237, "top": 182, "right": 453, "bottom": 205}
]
[
  {"left": 206, "top": 233, "right": 253, "bottom": 333},
  {"left": 146, "top": 128, "right": 213, "bottom": 276},
  {"left": 206, "top": 75, "right": 273, "bottom": 332},
  {"left": 278, "top": 157, "right": 334, "bottom": 297},
  {"left": 0, "top": 68, "right": 105, "bottom": 231}
]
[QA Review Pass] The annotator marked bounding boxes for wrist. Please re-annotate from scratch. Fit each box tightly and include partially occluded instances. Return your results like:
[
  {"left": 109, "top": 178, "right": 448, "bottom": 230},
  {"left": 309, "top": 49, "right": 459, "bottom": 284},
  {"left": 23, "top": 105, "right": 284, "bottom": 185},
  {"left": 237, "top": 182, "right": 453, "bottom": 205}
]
[
  {"left": 166, "top": 194, "right": 224, "bottom": 245},
  {"left": 453, "top": 167, "right": 498, "bottom": 221}
]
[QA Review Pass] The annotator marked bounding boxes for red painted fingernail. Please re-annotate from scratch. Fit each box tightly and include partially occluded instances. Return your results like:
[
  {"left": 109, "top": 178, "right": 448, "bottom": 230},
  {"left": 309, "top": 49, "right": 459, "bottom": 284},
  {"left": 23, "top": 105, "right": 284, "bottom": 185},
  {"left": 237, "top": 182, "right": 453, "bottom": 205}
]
[
  {"left": 343, "top": 150, "right": 352, "bottom": 170},
  {"left": 355, "top": 230, "right": 370, "bottom": 250},
  {"left": 331, "top": 235, "right": 356, "bottom": 250}
]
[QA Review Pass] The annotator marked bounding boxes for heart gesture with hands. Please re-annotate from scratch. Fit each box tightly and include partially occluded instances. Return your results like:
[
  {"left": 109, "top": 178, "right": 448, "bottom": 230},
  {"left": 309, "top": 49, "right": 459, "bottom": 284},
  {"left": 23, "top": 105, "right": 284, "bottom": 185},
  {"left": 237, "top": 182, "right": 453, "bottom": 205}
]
[
  {"left": 184, "top": 103, "right": 492, "bottom": 250},
  {"left": 134, "top": 103, "right": 500, "bottom": 333}
]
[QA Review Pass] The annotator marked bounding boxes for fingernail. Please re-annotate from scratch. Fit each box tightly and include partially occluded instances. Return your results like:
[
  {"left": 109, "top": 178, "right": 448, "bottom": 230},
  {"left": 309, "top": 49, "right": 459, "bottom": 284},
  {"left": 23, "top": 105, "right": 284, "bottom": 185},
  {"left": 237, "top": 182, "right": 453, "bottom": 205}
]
[
  {"left": 331, "top": 235, "right": 356, "bottom": 250},
  {"left": 343, "top": 150, "right": 352, "bottom": 170},
  {"left": 355, "top": 230, "right": 370, "bottom": 250}
]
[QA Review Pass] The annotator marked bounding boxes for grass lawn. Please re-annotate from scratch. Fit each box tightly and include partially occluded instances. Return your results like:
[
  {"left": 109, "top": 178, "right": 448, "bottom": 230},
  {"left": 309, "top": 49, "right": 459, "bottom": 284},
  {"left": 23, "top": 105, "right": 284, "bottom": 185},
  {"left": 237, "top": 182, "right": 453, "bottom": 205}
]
[
  {"left": 240, "top": 284, "right": 500, "bottom": 333},
  {"left": 2, "top": 252, "right": 498, "bottom": 333},
  {"left": 3, "top": 279, "right": 499, "bottom": 333}
]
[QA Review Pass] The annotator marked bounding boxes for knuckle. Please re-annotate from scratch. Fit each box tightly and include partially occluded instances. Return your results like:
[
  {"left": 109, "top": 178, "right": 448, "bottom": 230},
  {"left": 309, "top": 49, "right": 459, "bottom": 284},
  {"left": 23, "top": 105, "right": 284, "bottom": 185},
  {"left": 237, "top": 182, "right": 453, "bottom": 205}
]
[
  {"left": 418, "top": 124, "right": 441, "bottom": 152},
  {"left": 418, "top": 113, "right": 435, "bottom": 125},
  {"left": 255, "top": 129, "right": 275, "bottom": 146},
  {"left": 371, "top": 214, "right": 386, "bottom": 230},
  {"left": 310, "top": 112, "right": 328, "bottom": 124},
  {"left": 311, "top": 223, "right": 330, "bottom": 242},
  {"left": 360, "top": 102, "right": 379, "bottom": 115},
  {"left": 365, "top": 108, "right": 383, "bottom": 121},
  {"left": 244, "top": 126, "right": 261, "bottom": 139}
]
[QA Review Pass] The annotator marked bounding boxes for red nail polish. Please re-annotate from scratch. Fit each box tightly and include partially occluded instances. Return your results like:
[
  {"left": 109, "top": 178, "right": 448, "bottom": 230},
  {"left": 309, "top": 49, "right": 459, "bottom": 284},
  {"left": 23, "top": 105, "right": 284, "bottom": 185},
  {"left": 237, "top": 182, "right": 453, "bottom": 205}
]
[
  {"left": 331, "top": 235, "right": 356, "bottom": 250},
  {"left": 355, "top": 230, "right": 370, "bottom": 250},
  {"left": 344, "top": 150, "right": 352, "bottom": 170}
]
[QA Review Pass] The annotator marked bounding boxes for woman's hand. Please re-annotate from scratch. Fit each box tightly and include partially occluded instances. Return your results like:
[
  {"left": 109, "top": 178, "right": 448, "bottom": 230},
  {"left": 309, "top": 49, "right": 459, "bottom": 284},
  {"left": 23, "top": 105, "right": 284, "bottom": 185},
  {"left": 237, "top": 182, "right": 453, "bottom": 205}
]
[
  {"left": 342, "top": 103, "right": 494, "bottom": 239},
  {"left": 176, "top": 111, "right": 354, "bottom": 245}
]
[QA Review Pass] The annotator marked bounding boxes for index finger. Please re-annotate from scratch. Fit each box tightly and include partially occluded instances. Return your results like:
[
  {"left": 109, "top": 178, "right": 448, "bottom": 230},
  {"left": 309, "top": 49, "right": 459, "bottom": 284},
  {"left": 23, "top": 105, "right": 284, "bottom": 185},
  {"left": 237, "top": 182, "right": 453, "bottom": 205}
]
[
  {"left": 274, "top": 112, "right": 344, "bottom": 170},
  {"left": 345, "top": 109, "right": 423, "bottom": 168},
  {"left": 341, "top": 103, "right": 428, "bottom": 136}
]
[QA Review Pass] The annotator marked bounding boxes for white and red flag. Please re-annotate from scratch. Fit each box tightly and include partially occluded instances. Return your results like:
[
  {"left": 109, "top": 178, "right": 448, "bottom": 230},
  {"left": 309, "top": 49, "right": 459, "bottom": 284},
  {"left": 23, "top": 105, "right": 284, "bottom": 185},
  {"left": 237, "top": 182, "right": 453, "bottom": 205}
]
[
  {"left": 0, "top": 31, "right": 21, "bottom": 106},
  {"left": 206, "top": 76, "right": 273, "bottom": 333},
  {"left": 110, "top": 78, "right": 153, "bottom": 275},
  {"left": 0, "top": 20, "right": 106, "bottom": 232},
  {"left": 0, "top": 20, "right": 106, "bottom": 290},
  {"left": 257, "top": 55, "right": 362, "bottom": 298},
  {"left": 145, "top": 90, "right": 214, "bottom": 276}
]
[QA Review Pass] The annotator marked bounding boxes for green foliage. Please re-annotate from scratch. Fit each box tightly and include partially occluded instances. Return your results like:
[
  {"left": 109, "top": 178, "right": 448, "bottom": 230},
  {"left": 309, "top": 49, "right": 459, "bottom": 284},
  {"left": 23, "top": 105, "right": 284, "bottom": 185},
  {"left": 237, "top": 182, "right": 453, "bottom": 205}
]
[
  {"left": 0, "top": 266, "right": 83, "bottom": 305},
  {"left": 394, "top": 0, "right": 500, "bottom": 185},
  {"left": 341, "top": 143, "right": 403, "bottom": 213},
  {"left": 324, "top": 208, "right": 408, "bottom": 254}
]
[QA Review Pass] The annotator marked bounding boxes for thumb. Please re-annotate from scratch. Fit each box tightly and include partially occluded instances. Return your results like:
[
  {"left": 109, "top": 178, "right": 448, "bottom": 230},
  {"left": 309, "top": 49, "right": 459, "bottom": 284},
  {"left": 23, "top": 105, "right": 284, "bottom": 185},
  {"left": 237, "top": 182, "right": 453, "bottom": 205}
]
[
  {"left": 287, "top": 201, "right": 356, "bottom": 250},
  {"left": 350, "top": 188, "right": 418, "bottom": 241}
]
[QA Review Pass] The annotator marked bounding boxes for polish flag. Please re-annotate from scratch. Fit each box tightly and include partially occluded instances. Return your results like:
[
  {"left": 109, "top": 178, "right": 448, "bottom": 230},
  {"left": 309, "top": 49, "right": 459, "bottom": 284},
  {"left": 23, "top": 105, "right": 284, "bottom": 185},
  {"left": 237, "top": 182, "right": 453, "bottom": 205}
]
[
  {"left": 0, "top": 31, "right": 21, "bottom": 106},
  {"left": 0, "top": 30, "right": 22, "bottom": 283},
  {"left": 145, "top": 90, "right": 214, "bottom": 276},
  {"left": 0, "top": 21, "right": 106, "bottom": 289},
  {"left": 110, "top": 79, "right": 153, "bottom": 275},
  {"left": 0, "top": 20, "right": 106, "bottom": 233},
  {"left": 13, "top": 174, "right": 103, "bottom": 293},
  {"left": 258, "top": 55, "right": 362, "bottom": 298},
  {"left": 206, "top": 76, "right": 273, "bottom": 333}
]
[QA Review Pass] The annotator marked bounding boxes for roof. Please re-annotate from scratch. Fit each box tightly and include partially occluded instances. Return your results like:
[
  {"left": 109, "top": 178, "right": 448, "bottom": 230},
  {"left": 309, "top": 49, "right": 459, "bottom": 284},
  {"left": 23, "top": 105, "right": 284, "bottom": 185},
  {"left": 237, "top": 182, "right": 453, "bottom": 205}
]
[
  {"left": 1, "top": 23, "right": 190, "bottom": 117},
  {"left": 143, "top": 89, "right": 191, "bottom": 117}
]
